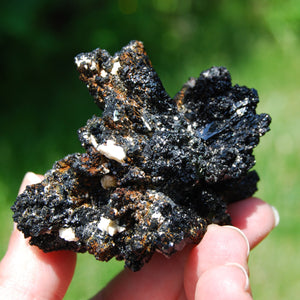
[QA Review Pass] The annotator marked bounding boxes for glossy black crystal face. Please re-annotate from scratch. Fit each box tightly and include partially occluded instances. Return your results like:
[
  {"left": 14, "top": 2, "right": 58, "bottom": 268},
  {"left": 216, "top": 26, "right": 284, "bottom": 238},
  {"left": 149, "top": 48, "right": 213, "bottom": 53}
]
[{"left": 12, "top": 41, "right": 271, "bottom": 271}]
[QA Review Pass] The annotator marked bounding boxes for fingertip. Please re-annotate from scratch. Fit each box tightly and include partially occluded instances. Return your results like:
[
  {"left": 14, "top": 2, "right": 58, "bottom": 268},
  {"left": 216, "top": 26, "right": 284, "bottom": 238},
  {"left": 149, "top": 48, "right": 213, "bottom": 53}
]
[
  {"left": 0, "top": 226, "right": 76, "bottom": 299},
  {"left": 1, "top": 172, "right": 76, "bottom": 299},
  {"left": 228, "top": 197, "right": 278, "bottom": 249},
  {"left": 18, "top": 172, "right": 44, "bottom": 194},
  {"left": 198, "top": 224, "right": 250, "bottom": 270},
  {"left": 223, "top": 225, "right": 250, "bottom": 257},
  {"left": 184, "top": 224, "right": 250, "bottom": 300},
  {"left": 195, "top": 264, "right": 252, "bottom": 300},
  {"left": 24, "top": 171, "right": 43, "bottom": 183},
  {"left": 225, "top": 262, "right": 250, "bottom": 291}
]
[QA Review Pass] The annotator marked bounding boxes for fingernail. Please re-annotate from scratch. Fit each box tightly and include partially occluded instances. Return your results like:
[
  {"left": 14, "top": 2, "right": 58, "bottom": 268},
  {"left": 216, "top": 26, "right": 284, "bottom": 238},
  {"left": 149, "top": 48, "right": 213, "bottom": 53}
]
[
  {"left": 271, "top": 206, "right": 280, "bottom": 227},
  {"left": 24, "top": 172, "right": 42, "bottom": 184},
  {"left": 225, "top": 262, "right": 250, "bottom": 291},
  {"left": 223, "top": 225, "right": 250, "bottom": 257}
]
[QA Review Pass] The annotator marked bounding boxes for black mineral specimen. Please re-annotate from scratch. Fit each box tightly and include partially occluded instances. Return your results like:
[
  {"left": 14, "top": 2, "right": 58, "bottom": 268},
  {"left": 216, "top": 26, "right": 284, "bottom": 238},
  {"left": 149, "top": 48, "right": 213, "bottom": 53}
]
[{"left": 12, "top": 41, "right": 271, "bottom": 271}]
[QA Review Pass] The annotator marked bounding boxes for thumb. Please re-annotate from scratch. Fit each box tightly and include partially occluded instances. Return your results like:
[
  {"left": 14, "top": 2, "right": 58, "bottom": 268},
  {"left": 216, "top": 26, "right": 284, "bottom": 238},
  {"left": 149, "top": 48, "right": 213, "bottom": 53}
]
[{"left": 0, "top": 172, "right": 77, "bottom": 300}]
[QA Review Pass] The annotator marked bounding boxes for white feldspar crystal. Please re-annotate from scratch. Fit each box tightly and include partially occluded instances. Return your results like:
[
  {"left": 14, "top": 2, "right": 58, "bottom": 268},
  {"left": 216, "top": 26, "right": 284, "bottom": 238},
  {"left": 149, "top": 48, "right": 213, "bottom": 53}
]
[
  {"left": 100, "top": 69, "right": 108, "bottom": 77},
  {"left": 97, "top": 140, "right": 126, "bottom": 163},
  {"left": 59, "top": 227, "right": 78, "bottom": 242},
  {"left": 98, "top": 217, "right": 125, "bottom": 236},
  {"left": 74, "top": 55, "right": 97, "bottom": 70},
  {"left": 152, "top": 211, "right": 165, "bottom": 223},
  {"left": 111, "top": 61, "right": 121, "bottom": 75}
]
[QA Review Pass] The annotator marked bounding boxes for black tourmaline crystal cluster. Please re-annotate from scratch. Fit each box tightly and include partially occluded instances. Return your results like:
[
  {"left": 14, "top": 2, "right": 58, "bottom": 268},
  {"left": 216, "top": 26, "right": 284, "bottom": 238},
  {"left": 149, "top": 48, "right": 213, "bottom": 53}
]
[{"left": 12, "top": 41, "right": 271, "bottom": 271}]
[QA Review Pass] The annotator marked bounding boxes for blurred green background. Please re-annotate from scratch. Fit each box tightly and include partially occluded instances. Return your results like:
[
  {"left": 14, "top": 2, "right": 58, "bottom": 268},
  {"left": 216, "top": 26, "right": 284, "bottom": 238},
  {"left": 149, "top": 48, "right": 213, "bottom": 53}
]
[{"left": 0, "top": 0, "right": 299, "bottom": 299}]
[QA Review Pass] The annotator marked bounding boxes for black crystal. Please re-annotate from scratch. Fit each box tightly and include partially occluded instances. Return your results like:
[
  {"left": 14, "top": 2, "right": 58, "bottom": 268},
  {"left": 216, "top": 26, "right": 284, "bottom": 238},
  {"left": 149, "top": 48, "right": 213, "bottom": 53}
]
[{"left": 12, "top": 41, "right": 271, "bottom": 271}]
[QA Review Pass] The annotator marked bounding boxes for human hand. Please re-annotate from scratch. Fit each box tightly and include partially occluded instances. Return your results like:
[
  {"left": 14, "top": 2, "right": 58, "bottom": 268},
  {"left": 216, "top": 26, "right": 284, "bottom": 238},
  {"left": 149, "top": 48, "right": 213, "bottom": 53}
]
[{"left": 0, "top": 172, "right": 279, "bottom": 300}]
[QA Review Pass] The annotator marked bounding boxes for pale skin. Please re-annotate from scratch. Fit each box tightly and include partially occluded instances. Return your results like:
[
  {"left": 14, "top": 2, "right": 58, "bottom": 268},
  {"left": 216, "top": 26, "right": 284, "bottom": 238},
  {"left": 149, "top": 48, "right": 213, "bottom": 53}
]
[{"left": 0, "top": 172, "right": 278, "bottom": 300}]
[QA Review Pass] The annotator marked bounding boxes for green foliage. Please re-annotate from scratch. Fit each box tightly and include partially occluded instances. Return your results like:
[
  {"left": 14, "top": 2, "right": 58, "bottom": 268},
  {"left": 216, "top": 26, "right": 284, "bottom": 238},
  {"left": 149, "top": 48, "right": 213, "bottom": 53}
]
[{"left": 1, "top": 1, "right": 299, "bottom": 299}]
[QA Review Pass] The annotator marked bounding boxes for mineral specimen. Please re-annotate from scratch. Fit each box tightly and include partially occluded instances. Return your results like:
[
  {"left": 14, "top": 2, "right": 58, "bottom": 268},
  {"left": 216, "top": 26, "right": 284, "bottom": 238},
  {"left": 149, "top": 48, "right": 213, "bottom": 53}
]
[{"left": 12, "top": 41, "right": 271, "bottom": 271}]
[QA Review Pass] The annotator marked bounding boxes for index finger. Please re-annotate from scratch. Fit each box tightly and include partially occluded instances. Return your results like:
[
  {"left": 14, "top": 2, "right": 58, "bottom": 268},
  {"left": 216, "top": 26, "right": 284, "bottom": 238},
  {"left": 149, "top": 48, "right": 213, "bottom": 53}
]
[
  {"left": 228, "top": 197, "right": 279, "bottom": 249},
  {"left": 0, "top": 172, "right": 77, "bottom": 300}
]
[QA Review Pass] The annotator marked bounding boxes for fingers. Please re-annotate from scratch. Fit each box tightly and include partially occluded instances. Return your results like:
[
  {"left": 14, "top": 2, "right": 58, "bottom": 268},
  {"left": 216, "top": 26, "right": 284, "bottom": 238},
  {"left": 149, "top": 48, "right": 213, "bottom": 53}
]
[
  {"left": 228, "top": 197, "right": 279, "bottom": 249},
  {"left": 194, "top": 263, "right": 252, "bottom": 300},
  {"left": 97, "top": 225, "right": 249, "bottom": 300},
  {"left": 184, "top": 225, "right": 251, "bottom": 300},
  {"left": 97, "top": 197, "right": 278, "bottom": 300},
  {"left": 0, "top": 228, "right": 77, "bottom": 299},
  {"left": 184, "top": 197, "right": 279, "bottom": 300},
  {"left": 0, "top": 172, "right": 77, "bottom": 300},
  {"left": 94, "top": 246, "right": 192, "bottom": 300}
]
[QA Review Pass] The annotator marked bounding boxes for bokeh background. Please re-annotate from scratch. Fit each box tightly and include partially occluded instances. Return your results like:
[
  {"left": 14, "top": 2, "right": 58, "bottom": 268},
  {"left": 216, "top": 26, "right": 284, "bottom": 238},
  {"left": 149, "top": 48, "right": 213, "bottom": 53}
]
[{"left": 1, "top": 0, "right": 299, "bottom": 299}]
